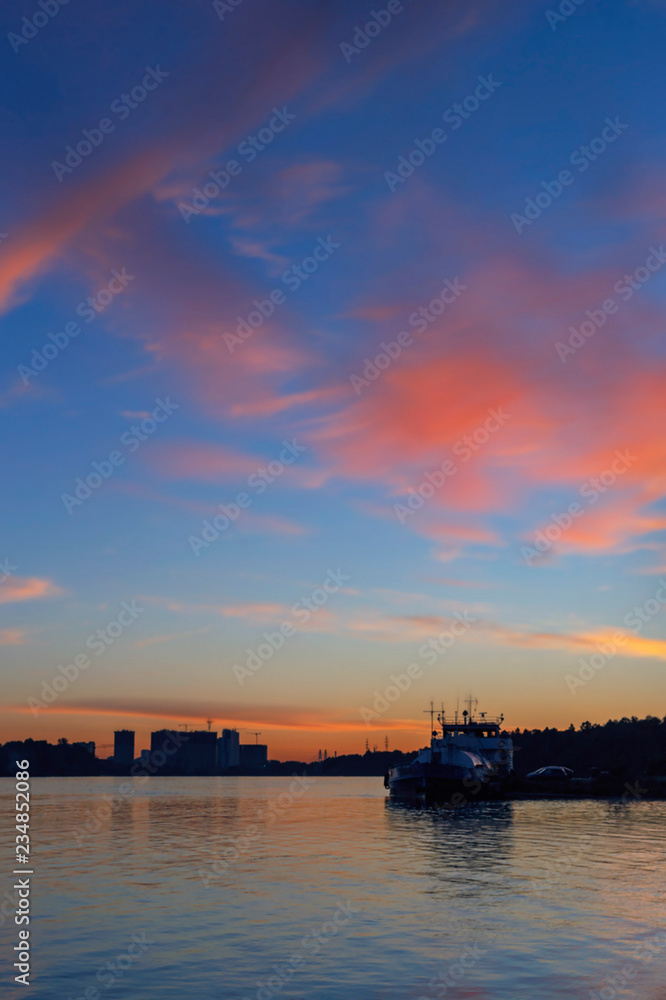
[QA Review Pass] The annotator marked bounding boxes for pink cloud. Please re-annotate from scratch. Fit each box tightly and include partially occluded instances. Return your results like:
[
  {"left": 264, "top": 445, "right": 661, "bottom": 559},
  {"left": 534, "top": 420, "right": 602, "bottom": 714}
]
[
  {"left": 0, "top": 629, "right": 28, "bottom": 645},
  {"left": 0, "top": 578, "right": 62, "bottom": 604},
  {"left": 145, "top": 441, "right": 263, "bottom": 482}
]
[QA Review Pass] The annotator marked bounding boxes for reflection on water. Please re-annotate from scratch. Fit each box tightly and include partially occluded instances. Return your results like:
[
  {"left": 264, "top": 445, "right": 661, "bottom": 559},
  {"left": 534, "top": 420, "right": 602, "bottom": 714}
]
[{"left": 1, "top": 777, "right": 664, "bottom": 1000}]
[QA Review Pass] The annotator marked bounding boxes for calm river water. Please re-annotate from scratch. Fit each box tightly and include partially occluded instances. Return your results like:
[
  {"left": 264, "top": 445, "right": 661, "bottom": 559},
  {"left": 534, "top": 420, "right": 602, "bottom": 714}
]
[{"left": 1, "top": 776, "right": 664, "bottom": 999}]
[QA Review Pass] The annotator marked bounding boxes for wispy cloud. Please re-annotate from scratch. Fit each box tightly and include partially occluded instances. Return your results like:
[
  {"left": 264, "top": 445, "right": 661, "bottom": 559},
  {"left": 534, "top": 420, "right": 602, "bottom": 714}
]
[
  {"left": 0, "top": 578, "right": 62, "bottom": 604},
  {"left": 5, "top": 698, "right": 424, "bottom": 734},
  {"left": 485, "top": 623, "right": 666, "bottom": 659},
  {"left": 134, "top": 626, "right": 212, "bottom": 649},
  {"left": 0, "top": 629, "right": 28, "bottom": 645}
]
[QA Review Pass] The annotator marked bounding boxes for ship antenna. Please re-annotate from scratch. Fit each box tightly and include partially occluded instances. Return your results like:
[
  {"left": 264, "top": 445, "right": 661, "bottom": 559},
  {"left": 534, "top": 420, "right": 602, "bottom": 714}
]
[{"left": 424, "top": 700, "right": 435, "bottom": 737}]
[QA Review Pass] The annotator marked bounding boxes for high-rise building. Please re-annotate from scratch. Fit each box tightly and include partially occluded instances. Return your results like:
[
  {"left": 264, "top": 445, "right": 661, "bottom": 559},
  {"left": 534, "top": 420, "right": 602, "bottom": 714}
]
[
  {"left": 218, "top": 729, "right": 240, "bottom": 771},
  {"left": 150, "top": 729, "right": 217, "bottom": 775},
  {"left": 239, "top": 744, "right": 268, "bottom": 770},
  {"left": 150, "top": 729, "right": 180, "bottom": 773},
  {"left": 114, "top": 730, "right": 135, "bottom": 765}
]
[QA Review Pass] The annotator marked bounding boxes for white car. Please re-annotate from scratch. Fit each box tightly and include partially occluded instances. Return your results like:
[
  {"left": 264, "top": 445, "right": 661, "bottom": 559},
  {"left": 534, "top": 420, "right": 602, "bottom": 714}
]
[{"left": 526, "top": 765, "right": 573, "bottom": 780}]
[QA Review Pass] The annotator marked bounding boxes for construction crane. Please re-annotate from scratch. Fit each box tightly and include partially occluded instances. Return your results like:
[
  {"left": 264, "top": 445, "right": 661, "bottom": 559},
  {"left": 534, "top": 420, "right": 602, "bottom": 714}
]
[
  {"left": 248, "top": 731, "right": 262, "bottom": 744},
  {"left": 178, "top": 723, "right": 190, "bottom": 732}
]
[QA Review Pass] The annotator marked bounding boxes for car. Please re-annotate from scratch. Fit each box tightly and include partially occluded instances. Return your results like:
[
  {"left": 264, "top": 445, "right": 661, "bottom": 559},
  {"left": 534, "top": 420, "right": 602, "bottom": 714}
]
[{"left": 526, "top": 766, "right": 573, "bottom": 780}]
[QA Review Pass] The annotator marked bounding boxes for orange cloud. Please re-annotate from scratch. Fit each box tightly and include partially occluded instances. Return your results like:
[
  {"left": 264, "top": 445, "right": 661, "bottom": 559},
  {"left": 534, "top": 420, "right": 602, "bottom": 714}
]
[
  {"left": 485, "top": 623, "right": 666, "bottom": 659},
  {"left": 529, "top": 500, "right": 666, "bottom": 557},
  {"left": 0, "top": 577, "right": 61, "bottom": 604},
  {"left": 3, "top": 698, "right": 423, "bottom": 735},
  {"left": 221, "top": 602, "right": 290, "bottom": 623},
  {"left": 303, "top": 229, "right": 666, "bottom": 561},
  {"left": 0, "top": 629, "right": 28, "bottom": 645}
]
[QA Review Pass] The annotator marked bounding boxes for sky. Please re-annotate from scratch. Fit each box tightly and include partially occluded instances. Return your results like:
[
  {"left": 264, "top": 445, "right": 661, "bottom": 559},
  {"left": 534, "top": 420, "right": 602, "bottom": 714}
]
[{"left": 1, "top": 0, "right": 666, "bottom": 761}]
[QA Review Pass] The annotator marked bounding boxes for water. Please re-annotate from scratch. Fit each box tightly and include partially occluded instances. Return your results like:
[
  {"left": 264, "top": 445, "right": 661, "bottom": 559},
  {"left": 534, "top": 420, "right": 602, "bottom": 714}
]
[{"left": 1, "top": 776, "right": 665, "bottom": 999}]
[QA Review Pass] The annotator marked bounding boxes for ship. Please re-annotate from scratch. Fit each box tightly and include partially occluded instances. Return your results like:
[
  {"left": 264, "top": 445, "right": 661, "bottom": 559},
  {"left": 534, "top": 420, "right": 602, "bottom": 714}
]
[{"left": 385, "top": 700, "right": 514, "bottom": 802}]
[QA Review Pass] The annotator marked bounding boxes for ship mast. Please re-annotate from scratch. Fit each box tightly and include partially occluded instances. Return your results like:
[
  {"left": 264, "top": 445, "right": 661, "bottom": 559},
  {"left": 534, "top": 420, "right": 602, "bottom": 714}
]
[{"left": 424, "top": 700, "right": 436, "bottom": 737}]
